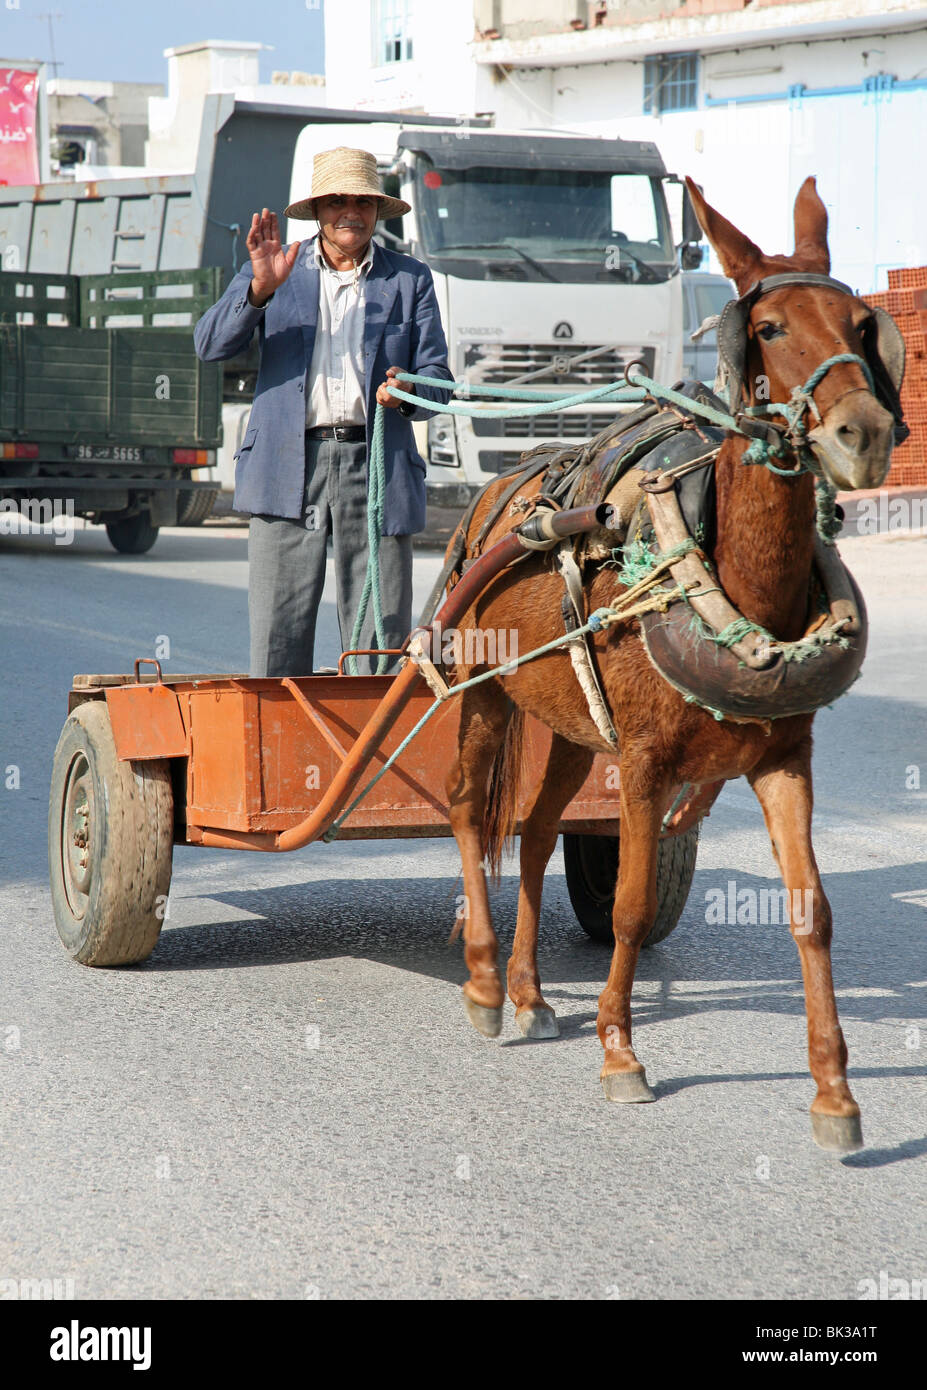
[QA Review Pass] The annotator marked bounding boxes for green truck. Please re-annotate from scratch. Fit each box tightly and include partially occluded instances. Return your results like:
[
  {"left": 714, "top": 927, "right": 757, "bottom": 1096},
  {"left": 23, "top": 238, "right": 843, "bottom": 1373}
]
[{"left": 0, "top": 268, "right": 222, "bottom": 553}]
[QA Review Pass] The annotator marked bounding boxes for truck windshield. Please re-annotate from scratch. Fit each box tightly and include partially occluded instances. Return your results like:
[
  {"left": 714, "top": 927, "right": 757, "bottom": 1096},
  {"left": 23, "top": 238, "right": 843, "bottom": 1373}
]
[{"left": 414, "top": 158, "right": 675, "bottom": 281}]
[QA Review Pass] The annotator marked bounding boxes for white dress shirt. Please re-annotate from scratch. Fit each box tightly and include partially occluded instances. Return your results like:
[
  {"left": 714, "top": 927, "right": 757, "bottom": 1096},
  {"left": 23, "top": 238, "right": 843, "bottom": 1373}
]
[{"left": 306, "top": 236, "right": 374, "bottom": 428}]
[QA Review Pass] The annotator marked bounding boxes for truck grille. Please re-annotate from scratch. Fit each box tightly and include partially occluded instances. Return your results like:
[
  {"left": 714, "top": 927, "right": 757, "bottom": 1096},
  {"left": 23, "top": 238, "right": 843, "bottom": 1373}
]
[{"left": 459, "top": 342, "right": 655, "bottom": 388}]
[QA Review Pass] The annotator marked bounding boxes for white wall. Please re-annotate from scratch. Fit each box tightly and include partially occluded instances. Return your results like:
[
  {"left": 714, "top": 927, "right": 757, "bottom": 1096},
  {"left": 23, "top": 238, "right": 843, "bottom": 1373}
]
[
  {"left": 147, "top": 41, "right": 263, "bottom": 170},
  {"left": 476, "top": 28, "right": 927, "bottom": 291},
  {"left": 324, "top": 0, "right": 480, "bottom": 116}
]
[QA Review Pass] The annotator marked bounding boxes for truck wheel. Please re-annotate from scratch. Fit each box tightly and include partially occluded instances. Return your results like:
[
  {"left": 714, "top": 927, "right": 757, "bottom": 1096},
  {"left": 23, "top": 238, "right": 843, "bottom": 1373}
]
[
  {"left": 105, "top": 512, "right": 159, "bottom": 554},
  {"left": 176, "top": 487, "right": 219, "bottom": 526},
  {"left": 563, "top": 826, "right": 699, "bottom": 948},
  {"left": 48, "top": 700, "right": 173, "bottom": 966}
]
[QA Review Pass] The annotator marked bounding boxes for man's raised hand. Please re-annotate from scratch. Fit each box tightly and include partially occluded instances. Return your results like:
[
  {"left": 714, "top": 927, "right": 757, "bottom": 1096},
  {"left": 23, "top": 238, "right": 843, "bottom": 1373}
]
[{"left": 247, "top": 209, "right": 301, "bottom": 304}]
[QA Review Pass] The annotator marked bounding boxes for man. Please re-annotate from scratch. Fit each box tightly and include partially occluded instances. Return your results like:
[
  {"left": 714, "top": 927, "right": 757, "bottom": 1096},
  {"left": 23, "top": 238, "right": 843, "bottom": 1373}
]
[{"left": 194, "top": 146, "right": 452, "bottom": 675}]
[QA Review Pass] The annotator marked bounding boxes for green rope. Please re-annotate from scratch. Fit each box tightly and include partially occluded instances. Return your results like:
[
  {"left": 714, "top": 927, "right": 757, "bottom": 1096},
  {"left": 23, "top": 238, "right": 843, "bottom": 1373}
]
[
  {"left": 386, "top": 376, "right": 644, "bottom": 418},
  {"left": 815, "top": 476, "right": 842, "bottom": 545},
  {"left": 398, "top": 371, "right": 648, "bottom": 404},
  {"left": 346, "top": 401, "right": 388, "bottom": 674},
  {"left": 615, "top": 535, "right": 695, "bottom": 588},
  {"left": 778, "top": 629, "right": 851, "bottom": 663},
  {"left": 661, "top": 781, "right": 693, "bottom": 830},
  {"left": 703, "top": 610, "right": 849, "bottom": 665},
  {"left": 346, "top": 373, "right": 651, "bottom": 668},
  {"left": 346, "top": 352, "right": 862, "bottom": 682},
  {"left": 743, "top": 437, "right": 810, "bottom": 473},
  {"left": 710, "top": 616, "right": 773, "bottom": 649},
  {"left": 683, "top": 692, "right": 727, "bottom": 721}
]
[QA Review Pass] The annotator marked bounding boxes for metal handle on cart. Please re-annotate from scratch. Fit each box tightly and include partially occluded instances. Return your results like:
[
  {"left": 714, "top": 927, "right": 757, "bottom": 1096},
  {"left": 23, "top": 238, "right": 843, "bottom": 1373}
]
[
  {"left": 337, "top": 649, "right": 404, "bottom": 676},
  {"left": 133, "top": 658, "right": 164, "bottom": 684}
]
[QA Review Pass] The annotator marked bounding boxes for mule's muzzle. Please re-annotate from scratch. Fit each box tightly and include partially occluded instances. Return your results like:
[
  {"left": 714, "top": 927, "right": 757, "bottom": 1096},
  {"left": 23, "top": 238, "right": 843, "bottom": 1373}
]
[{"left": 806, "top": 391, "right": 895, "bottom": 491}]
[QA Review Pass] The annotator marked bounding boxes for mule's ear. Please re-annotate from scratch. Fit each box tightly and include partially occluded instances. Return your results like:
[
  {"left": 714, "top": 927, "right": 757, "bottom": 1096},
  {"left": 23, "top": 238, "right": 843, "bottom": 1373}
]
[
  {"left": 684, "top": 176, "right": 763, "bottom": 292},
  {"left": 792, "top": 176, "right": 830, "bottom": 273}
]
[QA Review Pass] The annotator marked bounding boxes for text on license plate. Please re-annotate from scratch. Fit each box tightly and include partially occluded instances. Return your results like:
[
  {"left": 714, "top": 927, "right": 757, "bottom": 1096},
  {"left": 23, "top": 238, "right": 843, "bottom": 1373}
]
[{"left": 69, "top": 445, "right": 145, "bottom": 462}]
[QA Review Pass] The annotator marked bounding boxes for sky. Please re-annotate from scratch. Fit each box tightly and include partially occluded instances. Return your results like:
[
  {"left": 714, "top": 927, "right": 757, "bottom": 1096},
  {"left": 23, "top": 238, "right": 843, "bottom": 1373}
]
[{"left": 1, "top": 0, "right": 325, "bottom": 86}]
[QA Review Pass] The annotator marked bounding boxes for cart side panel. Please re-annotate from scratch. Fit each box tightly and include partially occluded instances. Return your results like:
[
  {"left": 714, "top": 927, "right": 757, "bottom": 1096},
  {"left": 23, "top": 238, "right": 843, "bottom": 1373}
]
[
  {"left": 187, "top": 689, "right": 258, "bottom": 824},
  {"left": 75, "top": 673, "right": 705, "bottom": 843},
  {"left": 105, "top": 684, "right": 188, "bottom": 759}
]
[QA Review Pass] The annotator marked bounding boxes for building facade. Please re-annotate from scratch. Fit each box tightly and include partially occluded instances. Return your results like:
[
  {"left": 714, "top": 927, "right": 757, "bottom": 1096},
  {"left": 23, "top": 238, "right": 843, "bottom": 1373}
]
[
  {"left": 324, "top": 0, "right": 927, "bottom": 291},
  {"left": 324, "top": 0, "right": 481, "bottom": 115},
  {"left": 47, "top": 78, "right": 163, "bottom": 178}
]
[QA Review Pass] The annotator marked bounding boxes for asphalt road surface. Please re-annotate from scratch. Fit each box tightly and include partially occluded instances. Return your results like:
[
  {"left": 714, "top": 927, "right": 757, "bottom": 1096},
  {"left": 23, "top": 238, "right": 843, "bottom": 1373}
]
[{"left": 0, "top": 515, "right": 925, "bottom": 1302}]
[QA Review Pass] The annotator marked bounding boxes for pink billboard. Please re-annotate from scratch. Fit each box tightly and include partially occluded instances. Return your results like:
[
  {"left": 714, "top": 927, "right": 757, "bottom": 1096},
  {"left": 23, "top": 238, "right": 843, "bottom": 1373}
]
[{"left": 0, "top": 68, "right": 40, "bottom": 186}]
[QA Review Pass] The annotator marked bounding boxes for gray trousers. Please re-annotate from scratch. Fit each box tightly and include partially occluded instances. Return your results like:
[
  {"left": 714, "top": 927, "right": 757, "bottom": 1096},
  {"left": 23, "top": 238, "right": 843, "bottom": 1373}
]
[{"left": 248, "top": 437, "right": 413, "bottom": 677}]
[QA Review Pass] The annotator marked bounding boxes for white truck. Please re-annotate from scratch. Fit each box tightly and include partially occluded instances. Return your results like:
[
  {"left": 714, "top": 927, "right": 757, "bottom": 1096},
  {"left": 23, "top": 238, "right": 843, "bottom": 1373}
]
[
  {"left": 0, "top": 99, "right": 703, "bottom": 515},
  {"left": 288, "top": 123, "right": 704, "bottom": 506}
]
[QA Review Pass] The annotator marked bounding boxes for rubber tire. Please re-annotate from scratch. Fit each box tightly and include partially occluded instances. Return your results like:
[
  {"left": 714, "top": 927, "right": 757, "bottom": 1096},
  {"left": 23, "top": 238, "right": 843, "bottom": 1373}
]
[
  {"left": 564, "top": 825, "right": 699, "bottom": 947},
  {"left": 105, "top": 512, "right": 159, "bottom": 554},
  {"left": 48, "top": 700, "right": 173, "bottom": 966},
  {"left": 176, "top": 487, "right": 219, "bottom": 526}
]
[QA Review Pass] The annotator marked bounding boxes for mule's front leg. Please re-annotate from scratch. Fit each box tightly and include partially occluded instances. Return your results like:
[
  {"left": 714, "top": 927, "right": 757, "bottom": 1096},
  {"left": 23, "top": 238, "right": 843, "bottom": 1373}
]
[
  {"left": 598, "top": 775, "right": 667, "bottom": 1103},
  {"left": 749, "top": 747, "right": 863, "bottom": 1152},
  {"left": 509, "top": 734, "right": 595, "bottom": 1039},
  {"left": 446, "top": 688, "right": 510, "bottom": 1038}
]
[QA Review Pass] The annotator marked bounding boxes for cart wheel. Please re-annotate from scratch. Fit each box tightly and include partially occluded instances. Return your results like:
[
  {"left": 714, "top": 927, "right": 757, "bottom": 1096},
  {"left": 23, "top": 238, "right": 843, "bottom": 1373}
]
[
  {"left": 563, "top": 825, "right": 699, "bottom": 948},
  {"left": 105, "top": 512, "right": 159, "bottom": 554},
  {"left": 48, "top": 700, "right": 173, "bottom": 966}
]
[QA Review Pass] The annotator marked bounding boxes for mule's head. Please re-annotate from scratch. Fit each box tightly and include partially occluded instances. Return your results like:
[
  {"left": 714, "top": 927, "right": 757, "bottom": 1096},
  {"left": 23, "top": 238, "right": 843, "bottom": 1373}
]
[{"left": 685, "top": 176, "right": 898, "bottom": 491}]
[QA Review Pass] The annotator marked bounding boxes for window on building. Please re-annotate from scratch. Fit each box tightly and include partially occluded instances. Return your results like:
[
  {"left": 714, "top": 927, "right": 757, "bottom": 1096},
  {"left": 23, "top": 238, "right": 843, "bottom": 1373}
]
[
  {"left": 643, "top": 53, "right": 699, "bottom": 114},
  {"left": 375, "top": 0, "right": 414, "bottom": 65}
]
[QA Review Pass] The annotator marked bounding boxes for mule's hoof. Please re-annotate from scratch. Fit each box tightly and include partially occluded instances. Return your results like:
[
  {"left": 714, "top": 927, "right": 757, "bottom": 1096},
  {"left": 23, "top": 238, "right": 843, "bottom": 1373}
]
[
  {"left": 515, "top": 1007, "right": 559, "bottom": 1040},
  {"left": 601, "top": 1069, "right": 656, "bottom": 1104},
  {"left": 811, "top": 1111, "right": 863, "bottom": 1153},
  {"left": 463, "top": 994, "right": 503, "bottom": 1038}
]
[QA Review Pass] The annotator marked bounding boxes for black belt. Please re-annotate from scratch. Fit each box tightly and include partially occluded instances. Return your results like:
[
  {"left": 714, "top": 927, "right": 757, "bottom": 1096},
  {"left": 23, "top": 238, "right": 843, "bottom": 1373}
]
[{"left": 306, "top": 425, "right": 366, "bottom": 443}]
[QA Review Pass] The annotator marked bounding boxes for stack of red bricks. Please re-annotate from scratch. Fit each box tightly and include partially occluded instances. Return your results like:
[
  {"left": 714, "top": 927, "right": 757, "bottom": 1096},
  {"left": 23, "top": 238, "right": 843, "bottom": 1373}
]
[{"left": 864, "top": 267, "right": 927, "bottom": 487}]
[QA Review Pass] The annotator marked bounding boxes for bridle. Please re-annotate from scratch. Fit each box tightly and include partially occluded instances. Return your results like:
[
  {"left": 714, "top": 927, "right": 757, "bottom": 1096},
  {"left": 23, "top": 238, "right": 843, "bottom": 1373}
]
[{"left": 718, "top": 272, "right": 897, "bottom": 479}]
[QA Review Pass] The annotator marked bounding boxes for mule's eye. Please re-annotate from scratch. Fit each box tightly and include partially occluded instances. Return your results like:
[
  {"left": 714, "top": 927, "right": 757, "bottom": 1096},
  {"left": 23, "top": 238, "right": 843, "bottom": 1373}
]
[{"left": 757, "top": 322, "right": 783, "bottom": 341}]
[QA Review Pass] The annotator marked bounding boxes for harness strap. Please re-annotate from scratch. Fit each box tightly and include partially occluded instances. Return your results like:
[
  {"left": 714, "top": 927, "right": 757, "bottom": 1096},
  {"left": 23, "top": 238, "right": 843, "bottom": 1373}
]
[
  {"left": 471, "top": 451, "right": 558, "bottom": 555},
  {"left": 416, "top": 452, "right": 555, "bottom": 632},
  {"left": 555, "top": 540, "right": 619, "bottom": 747}
]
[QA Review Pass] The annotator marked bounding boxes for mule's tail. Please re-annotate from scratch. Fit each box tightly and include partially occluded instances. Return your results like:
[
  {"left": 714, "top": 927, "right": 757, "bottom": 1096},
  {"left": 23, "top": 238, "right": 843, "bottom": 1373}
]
[{"left": 482, "top": 705, "right": 526, "bottom": 884}]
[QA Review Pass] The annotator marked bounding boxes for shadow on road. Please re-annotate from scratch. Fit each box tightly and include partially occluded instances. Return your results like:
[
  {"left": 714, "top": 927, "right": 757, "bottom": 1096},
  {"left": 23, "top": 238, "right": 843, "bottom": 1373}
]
[{"left": 146, "top": 859, "right": 927, "bottom": 1035}]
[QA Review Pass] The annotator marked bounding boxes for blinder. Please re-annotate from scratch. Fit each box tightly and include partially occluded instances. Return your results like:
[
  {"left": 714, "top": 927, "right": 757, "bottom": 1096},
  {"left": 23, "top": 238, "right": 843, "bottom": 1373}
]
[
  {"left": 716, "top": 272, "right": 908, "bottom": 442},
  {"left": 862, "top": 308, "right": 908, "bottom": 442}
]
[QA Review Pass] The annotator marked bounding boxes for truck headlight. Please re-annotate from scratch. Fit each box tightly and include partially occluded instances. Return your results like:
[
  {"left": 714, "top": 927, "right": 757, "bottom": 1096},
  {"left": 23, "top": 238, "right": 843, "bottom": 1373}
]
[{"left": 427, "top": 415, "right": 459, "bottom": 467}]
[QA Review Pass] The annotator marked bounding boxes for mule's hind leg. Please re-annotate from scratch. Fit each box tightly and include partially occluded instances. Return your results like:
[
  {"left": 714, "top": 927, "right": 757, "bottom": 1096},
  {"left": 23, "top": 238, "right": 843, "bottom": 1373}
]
[
  {"left": 598, "top": 762, "right": 669, "bottom": 1103},
  {"left": 446, "top": 684, "right": 512, "bottom": 1038},
  {"left": 749, "top": 746, "right": 862, "bottom": 1152},
  {"left": 509, "top": 734, "right": 595, "bottom": 1039}
]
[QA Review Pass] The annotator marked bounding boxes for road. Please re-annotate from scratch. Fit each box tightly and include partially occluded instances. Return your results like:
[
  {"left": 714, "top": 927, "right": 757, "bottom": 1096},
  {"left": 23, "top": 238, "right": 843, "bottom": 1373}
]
[{"left": 0, "top": 516, "right": 925, "bottom": 1301}]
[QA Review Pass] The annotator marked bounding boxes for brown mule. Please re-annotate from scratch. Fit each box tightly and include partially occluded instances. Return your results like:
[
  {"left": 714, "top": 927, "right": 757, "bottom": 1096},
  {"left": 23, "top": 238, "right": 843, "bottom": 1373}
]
[{"left": 443, "top": 177, "right": 898, "bottom": 1152}]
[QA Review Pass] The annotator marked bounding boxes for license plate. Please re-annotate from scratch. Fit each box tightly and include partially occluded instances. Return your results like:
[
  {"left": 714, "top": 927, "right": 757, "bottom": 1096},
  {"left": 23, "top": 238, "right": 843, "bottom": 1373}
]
[{"left": 65, "top": 444, "right": 148, "bottom": 462}]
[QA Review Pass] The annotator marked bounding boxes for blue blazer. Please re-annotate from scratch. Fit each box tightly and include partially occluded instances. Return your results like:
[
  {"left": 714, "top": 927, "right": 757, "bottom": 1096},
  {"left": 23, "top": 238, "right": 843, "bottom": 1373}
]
[{"left": 194, "top": 238, "right": 453, "bottom": 534}]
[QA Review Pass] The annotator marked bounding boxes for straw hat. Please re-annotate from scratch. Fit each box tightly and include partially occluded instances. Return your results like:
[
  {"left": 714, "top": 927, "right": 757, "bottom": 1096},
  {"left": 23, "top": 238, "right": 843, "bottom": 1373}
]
[{"left": 285, "top": 146, "right": 410, "bottom": 221}]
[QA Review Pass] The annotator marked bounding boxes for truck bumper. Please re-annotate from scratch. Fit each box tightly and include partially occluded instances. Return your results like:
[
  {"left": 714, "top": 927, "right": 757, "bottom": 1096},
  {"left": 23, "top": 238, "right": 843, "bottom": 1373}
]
[{"left": 426, "top": 480, "right": 476, "bottom": 508}]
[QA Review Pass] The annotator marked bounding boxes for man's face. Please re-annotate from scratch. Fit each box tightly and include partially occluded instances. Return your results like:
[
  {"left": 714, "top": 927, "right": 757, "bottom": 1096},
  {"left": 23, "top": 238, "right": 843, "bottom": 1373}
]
[{"left": 315, "top": 194, "right": 378, "bottom": 258}]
